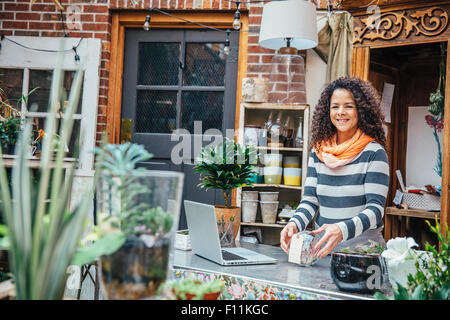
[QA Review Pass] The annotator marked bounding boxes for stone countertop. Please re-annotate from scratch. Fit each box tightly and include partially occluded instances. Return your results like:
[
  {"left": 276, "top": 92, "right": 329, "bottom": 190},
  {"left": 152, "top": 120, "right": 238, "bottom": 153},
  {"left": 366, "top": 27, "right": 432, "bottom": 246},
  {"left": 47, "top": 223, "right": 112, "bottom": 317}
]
[{"left": 172, "top": 241, "right": 390, "bottom": 300}]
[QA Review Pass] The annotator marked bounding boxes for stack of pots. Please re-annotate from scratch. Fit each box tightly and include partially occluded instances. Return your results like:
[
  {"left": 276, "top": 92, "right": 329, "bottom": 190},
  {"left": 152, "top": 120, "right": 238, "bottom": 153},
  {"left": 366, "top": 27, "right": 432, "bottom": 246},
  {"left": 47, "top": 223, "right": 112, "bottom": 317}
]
[
  {"left": 283, "top": 156, "right": 301, "bottom": 186},
  {"left": 263, "top": 153, "right": 283, "bottom": 184},
  {"left": 241, "top": 191, "right": 279, "bottom": 224}
]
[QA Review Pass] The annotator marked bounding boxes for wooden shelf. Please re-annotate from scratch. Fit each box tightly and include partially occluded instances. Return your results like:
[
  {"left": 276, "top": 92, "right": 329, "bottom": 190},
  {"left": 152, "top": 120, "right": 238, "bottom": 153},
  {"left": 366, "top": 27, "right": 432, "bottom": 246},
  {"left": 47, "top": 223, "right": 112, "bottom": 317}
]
[
  {"left": 385, "top": 207, "right": 440, "bottom": 219},
  {"left": 241, "top": 222, "right": 286, "bottom": 228},
  {"left": 242, "top": 102, "right": 309, "bottom": 111},
  {"left": 255, "top": 146, "right": 303, "bottom": 152},
  {"left": 1, "top": 155, "right": 77, "bottom": 169},
  {"left": 244, "top": 184, "right": 302, "bottom": 190}
]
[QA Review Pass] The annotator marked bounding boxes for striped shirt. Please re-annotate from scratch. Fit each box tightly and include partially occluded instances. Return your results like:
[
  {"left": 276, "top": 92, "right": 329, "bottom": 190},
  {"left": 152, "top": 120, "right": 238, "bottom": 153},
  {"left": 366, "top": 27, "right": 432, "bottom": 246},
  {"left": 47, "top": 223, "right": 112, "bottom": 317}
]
[{"left": 290, "top": 141, "right": 390, "bottom": 241}]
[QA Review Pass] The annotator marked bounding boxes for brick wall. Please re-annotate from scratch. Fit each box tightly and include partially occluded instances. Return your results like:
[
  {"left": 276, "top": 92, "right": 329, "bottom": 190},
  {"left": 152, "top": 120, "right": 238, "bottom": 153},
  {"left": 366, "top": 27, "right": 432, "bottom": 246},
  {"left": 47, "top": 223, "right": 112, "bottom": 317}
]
[{"left": 0, "top": 0, "right": 318, "bottom": 143}]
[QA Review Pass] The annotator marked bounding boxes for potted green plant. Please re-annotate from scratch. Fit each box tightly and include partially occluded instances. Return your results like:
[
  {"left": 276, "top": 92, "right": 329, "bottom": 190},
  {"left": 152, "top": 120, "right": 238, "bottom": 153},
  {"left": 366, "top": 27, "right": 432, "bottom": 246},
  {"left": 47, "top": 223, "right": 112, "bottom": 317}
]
[
  {"left": 194, "top": 138, "right": 257, "bottom": 246},
  {"left": 0, "top": 55, "right": 93, "bottom": 299},
  {"left": 73, "top": 143, "right": 184, "bottom": 300}
]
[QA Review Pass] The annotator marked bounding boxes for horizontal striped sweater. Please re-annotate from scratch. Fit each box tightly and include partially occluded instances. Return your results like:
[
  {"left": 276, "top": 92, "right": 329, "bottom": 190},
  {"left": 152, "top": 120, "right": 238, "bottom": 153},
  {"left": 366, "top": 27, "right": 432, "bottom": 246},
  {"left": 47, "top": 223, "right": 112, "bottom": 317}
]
[{"left": 290, "top": 141, "right": 390, "bottom": 242}]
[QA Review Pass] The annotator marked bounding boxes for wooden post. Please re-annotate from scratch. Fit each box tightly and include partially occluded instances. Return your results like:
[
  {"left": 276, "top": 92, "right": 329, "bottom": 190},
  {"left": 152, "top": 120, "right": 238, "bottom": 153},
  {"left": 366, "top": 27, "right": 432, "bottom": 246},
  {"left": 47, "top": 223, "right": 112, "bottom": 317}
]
[
  {"left": 351, "top": 46, "right": 370, "bottom": 81},
  {"left": 440, "top": 40, "right": 450, "bottom": 238}
]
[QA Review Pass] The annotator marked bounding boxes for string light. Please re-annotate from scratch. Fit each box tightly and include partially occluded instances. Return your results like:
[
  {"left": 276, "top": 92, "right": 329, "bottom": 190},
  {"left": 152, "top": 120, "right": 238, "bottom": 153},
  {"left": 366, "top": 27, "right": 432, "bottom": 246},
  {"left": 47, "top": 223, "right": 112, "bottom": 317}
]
[
  {"left": 232, "top": 1, "right": 241, "bottom": 30},
  {"left": 143, "top": 8, "right": 152, "bottom": 31},
  {"left": 0, "top": 34, "right": 83, "bottom": 62},
  {"left": 224, "top": 29, "right": 231, "bottom": 55}
]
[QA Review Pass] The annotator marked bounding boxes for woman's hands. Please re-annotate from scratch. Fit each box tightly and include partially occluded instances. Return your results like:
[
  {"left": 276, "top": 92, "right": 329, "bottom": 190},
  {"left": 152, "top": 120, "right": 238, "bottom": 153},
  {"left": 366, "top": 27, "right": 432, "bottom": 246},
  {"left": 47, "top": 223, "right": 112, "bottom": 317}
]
[
  {"left": 280, "top": 222, "right": 299, "bottom": 254},
  {"left": 311, "top": 224, "right": 343, "bottom": 259}
]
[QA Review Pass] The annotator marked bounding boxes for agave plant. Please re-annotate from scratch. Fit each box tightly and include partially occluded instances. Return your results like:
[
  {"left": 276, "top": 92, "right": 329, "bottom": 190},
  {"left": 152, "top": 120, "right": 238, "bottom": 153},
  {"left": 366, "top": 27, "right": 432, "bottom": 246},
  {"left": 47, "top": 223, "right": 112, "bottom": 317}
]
[
  {"left": 194, "top": 138, "right": 257, "bottom": 207},
  {"left": 0, "top": 50, "right": 96, "bottom": 299}
]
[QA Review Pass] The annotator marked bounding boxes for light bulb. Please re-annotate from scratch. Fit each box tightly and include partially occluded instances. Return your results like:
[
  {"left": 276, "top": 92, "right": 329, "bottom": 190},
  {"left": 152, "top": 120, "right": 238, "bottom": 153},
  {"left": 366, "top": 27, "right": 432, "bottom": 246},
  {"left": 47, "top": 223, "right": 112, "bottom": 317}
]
[
  {"left": 223, "top": 44, "right": 230, "bottom": 55},
  {"left": 232, "top": 10, "right": 240, "bottom": 30},
  {"left": 143, "top": 15, "right": 150, "bottom": 31}
]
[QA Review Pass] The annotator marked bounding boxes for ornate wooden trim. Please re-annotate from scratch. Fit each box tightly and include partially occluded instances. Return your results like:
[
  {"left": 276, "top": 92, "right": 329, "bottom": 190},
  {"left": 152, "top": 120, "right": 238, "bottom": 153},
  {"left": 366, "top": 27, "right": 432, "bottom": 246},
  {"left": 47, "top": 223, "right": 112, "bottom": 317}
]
[{"left": 354, "top": 6, "right": 449, "bottom": 45}]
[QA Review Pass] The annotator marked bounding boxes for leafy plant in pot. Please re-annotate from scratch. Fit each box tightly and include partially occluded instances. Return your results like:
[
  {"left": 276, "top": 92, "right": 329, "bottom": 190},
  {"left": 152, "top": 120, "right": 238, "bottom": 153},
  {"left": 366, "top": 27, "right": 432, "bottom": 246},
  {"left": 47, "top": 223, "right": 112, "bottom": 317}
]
[
  {"left": 73, "top": 143, "right": 184, "bottom": 300},
  {"left": 194, "top": 138, "right": 257, "bottom": 247}
]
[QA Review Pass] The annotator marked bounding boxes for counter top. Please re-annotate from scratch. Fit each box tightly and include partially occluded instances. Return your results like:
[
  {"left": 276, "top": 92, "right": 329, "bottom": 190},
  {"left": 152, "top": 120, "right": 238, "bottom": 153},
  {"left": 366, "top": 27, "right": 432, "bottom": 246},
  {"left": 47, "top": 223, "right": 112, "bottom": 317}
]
[{"left": 172, "top": 241, "right": 390, "bottom": 300}]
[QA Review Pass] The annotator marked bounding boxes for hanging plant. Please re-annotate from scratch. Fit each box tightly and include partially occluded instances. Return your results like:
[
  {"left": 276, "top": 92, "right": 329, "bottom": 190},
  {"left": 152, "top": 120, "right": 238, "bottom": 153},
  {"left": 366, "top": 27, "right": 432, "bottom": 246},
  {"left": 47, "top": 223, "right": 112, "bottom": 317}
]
[{"left": 425, "top": 43, "right": 446, "bottom": 178}]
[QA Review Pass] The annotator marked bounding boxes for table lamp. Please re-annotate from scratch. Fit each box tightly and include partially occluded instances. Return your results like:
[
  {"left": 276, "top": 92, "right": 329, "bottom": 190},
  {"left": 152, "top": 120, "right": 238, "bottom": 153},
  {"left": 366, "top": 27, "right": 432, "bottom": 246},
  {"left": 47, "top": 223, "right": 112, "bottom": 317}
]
[{"left": 259, "top": 0, "right": 318, "bottom": 104}]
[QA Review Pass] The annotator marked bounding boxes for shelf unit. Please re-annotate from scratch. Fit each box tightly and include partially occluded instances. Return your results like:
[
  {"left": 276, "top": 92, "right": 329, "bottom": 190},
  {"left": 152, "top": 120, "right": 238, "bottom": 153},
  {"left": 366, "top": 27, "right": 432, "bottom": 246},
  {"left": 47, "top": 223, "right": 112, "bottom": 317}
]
[{"left": 237, "top": 102, "right": 310, "bottom": 245}]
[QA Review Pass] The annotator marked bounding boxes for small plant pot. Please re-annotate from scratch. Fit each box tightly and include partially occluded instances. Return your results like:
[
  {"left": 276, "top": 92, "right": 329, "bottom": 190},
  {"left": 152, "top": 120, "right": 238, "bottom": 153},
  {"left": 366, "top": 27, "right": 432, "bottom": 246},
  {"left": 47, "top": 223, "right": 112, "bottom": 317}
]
[
  {"left": 263, "top": 153, "right": 283, "bottom": 167},
  {"left": 283, "top": 156, "right": 300, "bottom": 168},
  {"left": 241, "top": 200, "right": 259, "bottom": 223},
  {"left": 263, "top": 166, "right": 282, "bottom": 184},
  {"left": 242, "top": 191, "right": 259, "bottom": 201},
  {"left": 283, "top": 168, "right": 302, "bottom": 186},
  {"left": 260, "top": 201, "right": 279, "bottom": 224},
  {"left": 259, "top": 191, "right": 279, "bottom": 202}
]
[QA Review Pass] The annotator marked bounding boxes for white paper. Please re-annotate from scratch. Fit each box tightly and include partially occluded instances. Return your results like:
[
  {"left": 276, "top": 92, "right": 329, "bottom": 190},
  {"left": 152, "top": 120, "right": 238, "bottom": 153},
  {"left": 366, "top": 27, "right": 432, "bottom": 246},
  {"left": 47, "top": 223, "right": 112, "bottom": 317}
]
[{"left": 380, "top": 82, "right": 395, "bottom": 123}]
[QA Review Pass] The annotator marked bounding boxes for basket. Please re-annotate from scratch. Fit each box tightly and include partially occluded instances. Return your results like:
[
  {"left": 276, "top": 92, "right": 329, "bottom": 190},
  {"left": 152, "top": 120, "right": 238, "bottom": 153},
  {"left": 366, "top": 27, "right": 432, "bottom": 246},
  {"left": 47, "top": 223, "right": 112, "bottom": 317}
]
[{"left": 401, "top": 193, "right": 441, "bottom": 211}]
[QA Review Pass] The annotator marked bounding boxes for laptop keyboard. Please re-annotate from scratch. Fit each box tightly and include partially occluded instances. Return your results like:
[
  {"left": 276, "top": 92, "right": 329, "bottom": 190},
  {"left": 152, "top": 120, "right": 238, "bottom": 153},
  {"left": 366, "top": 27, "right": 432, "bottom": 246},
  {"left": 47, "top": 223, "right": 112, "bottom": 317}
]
[{"left": 222, "top": 250, "right": 247, "bottom": 261}]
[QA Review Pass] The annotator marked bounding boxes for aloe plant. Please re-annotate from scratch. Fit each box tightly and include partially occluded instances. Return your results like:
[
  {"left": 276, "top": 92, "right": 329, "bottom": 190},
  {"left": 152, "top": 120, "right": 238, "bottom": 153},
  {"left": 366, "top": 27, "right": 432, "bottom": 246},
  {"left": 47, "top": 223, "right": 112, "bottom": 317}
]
[{"left": 0, "top": 49, "right": 97, "bottom": 299}]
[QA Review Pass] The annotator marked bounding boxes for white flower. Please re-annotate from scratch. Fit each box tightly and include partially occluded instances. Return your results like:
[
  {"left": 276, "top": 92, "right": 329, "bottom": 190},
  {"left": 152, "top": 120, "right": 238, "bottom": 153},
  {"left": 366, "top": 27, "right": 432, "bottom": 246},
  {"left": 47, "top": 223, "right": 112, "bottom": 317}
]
[{"left": 381, "top": 237, "right": 420, "bottom": 288}]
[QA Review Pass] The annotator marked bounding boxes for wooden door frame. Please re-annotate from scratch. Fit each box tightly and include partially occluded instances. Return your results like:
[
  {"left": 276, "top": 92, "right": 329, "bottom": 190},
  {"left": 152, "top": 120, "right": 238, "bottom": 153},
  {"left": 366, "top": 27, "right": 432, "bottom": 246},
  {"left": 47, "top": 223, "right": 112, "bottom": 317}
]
[
  {"left": 351, "top": 39, "right": 450, "bottom": 235},
  {"left": 107, "top": 10, "right": 249, "bottom": 144}
]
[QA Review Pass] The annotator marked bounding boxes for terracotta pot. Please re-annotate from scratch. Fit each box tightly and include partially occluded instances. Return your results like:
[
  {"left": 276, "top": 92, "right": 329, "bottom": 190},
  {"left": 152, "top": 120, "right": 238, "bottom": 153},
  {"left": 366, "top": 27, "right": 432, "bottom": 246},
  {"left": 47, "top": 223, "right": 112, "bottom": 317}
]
[{"left": 214, "top": 206, "right": 241, "bottom": 243}]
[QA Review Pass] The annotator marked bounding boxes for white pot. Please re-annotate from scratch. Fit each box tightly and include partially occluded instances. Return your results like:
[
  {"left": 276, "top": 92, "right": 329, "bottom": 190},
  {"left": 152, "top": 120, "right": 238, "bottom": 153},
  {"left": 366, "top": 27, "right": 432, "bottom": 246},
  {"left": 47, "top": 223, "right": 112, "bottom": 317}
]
[
  {"left": 264, "top": 153, "right": 283, "bottom": 167},
  {"left": 260, "top": 201, "right": 279, "bottom": 224},
  {"left": 242, "top": 191, "right": 259, "bottom": 201},
  {"left": 283, "top": 156, "right": 300, "bottom": 168},
  {"left": 241, "top": 200, "right": 259, "bottom": 223},
  {"left": 259, "top": 191, "right": 279, "bottom": 202},
  {"left": 263, "top": 166, "right": 282, "bottom": 184}
]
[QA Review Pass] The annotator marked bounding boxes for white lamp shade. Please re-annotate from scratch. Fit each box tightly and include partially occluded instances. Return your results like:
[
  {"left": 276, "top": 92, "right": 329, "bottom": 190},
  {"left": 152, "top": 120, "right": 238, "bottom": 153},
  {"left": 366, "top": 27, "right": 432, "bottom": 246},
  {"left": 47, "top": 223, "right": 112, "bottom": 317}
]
[{"left": 259, "top": 0, "right": 318, "bottom": 50}]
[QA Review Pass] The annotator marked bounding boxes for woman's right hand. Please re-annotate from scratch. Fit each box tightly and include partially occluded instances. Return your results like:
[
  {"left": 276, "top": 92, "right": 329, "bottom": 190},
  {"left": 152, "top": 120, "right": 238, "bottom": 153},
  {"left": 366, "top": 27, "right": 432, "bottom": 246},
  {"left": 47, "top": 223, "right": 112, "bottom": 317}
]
[{"left": 280, "top": 222, "right": 299, "bottom": 255}]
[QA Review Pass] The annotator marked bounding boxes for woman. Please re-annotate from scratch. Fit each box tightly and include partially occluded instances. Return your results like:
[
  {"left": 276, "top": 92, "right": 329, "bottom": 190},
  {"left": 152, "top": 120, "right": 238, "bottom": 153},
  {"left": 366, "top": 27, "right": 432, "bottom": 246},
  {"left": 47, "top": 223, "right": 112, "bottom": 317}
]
[{"left": 280, "top": 76, "right": 389, "bottom": 259}]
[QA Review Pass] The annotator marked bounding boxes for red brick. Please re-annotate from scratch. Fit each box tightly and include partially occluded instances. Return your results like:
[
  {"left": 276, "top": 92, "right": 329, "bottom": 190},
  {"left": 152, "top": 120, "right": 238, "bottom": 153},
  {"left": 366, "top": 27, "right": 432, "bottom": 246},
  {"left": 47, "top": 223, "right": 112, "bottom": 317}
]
[
  {"left": 249, "top": 6, "right": 263, "bottom": 15},
  {"left": 80, "top": 14, "right": 95, "bottom": 22},
  {"left": 245, "top": 74, "right": 260, "bottom": 78},
  {"left": 247, "top": 64, "right": 272, "bottom": 73},
  {"left": 248, "top": 45, "right": 275, "bottom": 54},
  {"left": 67, "top": 31, "right": 93, "bottom": 38},
  {"left": 95, "top": 14, "right": 109, "bottom": 23},
  {"left": 16, "top": 12, "right": 42, "bottom": 21},
  {"left": 40, "top": 31, "right": 65, "bottom": 37},
  {"left": 98, "top": 96, "right": 108, "bottom": 105},
  {"left": 31, "top": 4, "right": 56, "bottom": 11},
  {"left": 5, "top": 3, "right": 29, "bottom": 11},
  {"left": 247, "top": 55, "right": 260, "bottom": 63},
  {"left": 3, "top": 21, "right": 28, "bottom": 29},
  {"left": 1, "top": 30, "right": 13, "bottom": 36},
  {"left": 42, "top": 13, "right": 60, "bottom": 21},
  {"left": 261, "top": 55, "right": 275, "bottom": 63},
  {"left": 83, "top": 5, "right": 108, "bottom": 13},
  {"left": 82, "top": 23, "right": 108, "bottom": 31},
  {"left": 186, "top": 0, "right": 193, "bottom": 9},
  {"left": 29, "top": 22, "right": 55, "bottom": 30},
  {"left": 14, "top": 30, "right": 40, "bottom": 37},
  {"left": 0, "top": 13, "right": 14, "bottom": 20},
  {"left": 101, "top": 51, "right": 111, "bottom": 60},
  {"left": 248, "top": 36, "right": 260, "bottom": 45},
  {"left": 94, "top": 33, "right": 111, "bottom": 41},
  {"left": 99, "top": 88, "right": 108, "bottom": 96},
  {"left": 249, "top": 16, "right": 261, "bottom": 25},
  {"left": 97, "top": 115, "right": 107, "bottom": 123}
]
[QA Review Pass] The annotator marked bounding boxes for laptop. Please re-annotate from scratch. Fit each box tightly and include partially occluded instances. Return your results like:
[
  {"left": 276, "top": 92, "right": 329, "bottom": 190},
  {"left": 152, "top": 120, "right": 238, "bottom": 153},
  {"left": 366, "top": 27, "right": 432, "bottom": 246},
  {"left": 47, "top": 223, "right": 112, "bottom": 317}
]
[{"left": 184, "top": 200, "right": 277, "bottom": 266}]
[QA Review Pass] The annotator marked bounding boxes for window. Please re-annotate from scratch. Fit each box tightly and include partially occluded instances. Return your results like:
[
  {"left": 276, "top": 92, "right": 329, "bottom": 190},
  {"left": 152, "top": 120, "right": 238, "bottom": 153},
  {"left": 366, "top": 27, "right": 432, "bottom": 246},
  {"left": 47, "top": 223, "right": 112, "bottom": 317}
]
[{"left": 0, "top": 36, "right": 101, "bottom": 170}]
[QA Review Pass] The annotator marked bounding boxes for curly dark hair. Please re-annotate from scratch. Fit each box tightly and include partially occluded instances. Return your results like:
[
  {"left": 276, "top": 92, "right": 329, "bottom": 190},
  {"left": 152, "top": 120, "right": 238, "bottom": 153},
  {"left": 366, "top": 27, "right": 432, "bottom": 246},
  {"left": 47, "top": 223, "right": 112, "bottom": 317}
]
[{"left": 310, "top": 76, "right": 386, "bottom": 150}]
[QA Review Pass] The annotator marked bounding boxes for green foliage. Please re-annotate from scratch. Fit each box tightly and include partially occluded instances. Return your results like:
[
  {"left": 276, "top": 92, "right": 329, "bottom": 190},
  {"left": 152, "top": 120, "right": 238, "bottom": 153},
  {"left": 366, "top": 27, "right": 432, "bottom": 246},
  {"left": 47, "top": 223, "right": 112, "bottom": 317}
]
[
  {"left": 405, "top": 219, "right": 449, "bottom": 300},
  {"left": 375, "top": 219, "right": 449, "bottom": 300},
  {"left": 194, "top": 138, "right": 257, "bottom": 207},
  {"left": 170, "top": 278, "right": 224, "bottom": 300},
  {"left": 0, "top": 116, "right": 21, "bottom": 148},
  {"left": 73, "top": 143, "right": 174, "bottom": 265},
  {"left": 339, "top": 240, "right": 385, "bottom": 255},
  {"left": 0, "top": 50, "right": 94, "bottom": 299}
]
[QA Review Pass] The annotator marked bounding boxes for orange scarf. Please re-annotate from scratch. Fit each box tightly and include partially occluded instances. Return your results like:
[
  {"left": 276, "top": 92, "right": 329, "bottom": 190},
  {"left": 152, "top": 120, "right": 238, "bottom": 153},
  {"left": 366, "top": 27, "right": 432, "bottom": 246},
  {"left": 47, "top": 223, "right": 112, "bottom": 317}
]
[{"left": 315, "top": 129, "right": 375, "bottom": 168}]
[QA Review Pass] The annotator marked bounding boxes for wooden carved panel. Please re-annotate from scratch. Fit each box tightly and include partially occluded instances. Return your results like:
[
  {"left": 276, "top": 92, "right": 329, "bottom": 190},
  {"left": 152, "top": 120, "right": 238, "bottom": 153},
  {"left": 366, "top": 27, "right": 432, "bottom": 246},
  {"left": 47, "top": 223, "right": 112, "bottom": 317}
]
[{"left": 354, "top": 6, "right": 449, "bottom": 45}]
